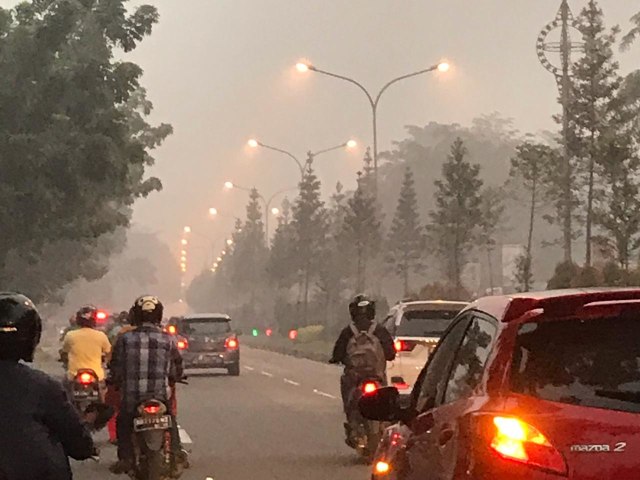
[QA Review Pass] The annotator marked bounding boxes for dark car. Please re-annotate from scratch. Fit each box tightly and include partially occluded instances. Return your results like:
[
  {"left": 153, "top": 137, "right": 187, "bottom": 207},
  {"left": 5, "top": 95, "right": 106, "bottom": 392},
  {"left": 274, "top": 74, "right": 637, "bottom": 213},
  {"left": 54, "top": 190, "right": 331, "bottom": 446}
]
[
  {"left": 169, "top": 313, "right": 240, "bottom": 376},
  {"left": 361, "top": 289, "right": 640, "bottom": 480}
]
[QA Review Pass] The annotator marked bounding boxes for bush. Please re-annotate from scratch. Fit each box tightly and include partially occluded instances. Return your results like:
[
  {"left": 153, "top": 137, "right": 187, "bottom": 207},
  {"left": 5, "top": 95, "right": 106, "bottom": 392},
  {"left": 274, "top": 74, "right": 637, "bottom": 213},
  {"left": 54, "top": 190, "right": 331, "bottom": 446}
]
[
  {"left": 418, "top": 282, "right": 471, "bottom": 301},
  {"left": 570, "top": 266, "right": 603, "bottom": 288},
  {"left": 296, "top": 325, "right": 325, "bottom": 343},
  {"left": 547, "top": 261, "right": 579, "bottom": 289}
]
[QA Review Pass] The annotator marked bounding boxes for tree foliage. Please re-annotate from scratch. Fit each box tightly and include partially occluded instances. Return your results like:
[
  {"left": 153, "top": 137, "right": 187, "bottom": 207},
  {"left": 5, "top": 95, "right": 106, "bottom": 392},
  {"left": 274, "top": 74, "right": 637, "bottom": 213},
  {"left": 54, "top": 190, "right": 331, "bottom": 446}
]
[{"left": 0, "top": 0, "right": 169, "bottom": 301}]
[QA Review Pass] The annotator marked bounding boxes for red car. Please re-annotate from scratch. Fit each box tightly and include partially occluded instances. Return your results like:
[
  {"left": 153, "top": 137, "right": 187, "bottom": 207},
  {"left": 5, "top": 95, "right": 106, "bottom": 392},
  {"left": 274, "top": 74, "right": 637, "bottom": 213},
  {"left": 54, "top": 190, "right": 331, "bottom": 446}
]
[{"left": 361, "top": 289, "right": 640, "bottom": 479}]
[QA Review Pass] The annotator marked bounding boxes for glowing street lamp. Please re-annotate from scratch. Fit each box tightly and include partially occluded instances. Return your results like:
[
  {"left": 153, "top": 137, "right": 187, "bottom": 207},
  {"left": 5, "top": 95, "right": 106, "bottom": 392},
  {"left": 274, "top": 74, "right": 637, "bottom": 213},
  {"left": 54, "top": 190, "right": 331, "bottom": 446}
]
[
  {"left": 209, "top": 207, "right": 218, "bottom": 216},
  {"left": 181, "top": 239, "right": 188, "bottom": 246},
  {"left": 247, "top": 138, "right": 259, "bottom": 148},
  {"left": 217, "top": 256, "right": 223, "bottom": 262},
  {"left": 181, "top": 250, "right": 187, "bottom": 256},
  {"left": 346, "top": 139, "right": 358, "bottom": 149},
  {"left": 271, "top": 207, "right": 280, "bottom": 216},
  {"left": 180, "top": 256, "right": 187, "bottom": 262},
  {"left": 224, "top": 181, "right": 234, "bottom": 190},
  {"left": 296, "top": 58, "right": 451, "bottom": 195},
  {"left": 226, "top": 239, "right": 234, "bottom": 246}
]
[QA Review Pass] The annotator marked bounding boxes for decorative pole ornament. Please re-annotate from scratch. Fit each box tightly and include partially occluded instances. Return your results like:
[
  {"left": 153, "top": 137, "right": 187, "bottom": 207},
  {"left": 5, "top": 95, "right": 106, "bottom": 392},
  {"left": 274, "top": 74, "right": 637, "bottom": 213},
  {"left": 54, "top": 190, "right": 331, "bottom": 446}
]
[{"left": 535, "top": 0, "right": 585, "bottom": 263}]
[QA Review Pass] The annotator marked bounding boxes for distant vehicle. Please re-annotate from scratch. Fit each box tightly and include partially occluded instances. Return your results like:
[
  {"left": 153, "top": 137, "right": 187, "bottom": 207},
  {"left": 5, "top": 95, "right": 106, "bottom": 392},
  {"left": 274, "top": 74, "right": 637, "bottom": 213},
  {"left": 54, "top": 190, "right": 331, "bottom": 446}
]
[
  {"left": 168, "top": 314, "right": 240, "bottom": 376},
  {"left": 362, "top": 289, "right": 640, "bottom": 480},
  {"left": 382, "top": 301, "right": 468, "bottom": 396}
]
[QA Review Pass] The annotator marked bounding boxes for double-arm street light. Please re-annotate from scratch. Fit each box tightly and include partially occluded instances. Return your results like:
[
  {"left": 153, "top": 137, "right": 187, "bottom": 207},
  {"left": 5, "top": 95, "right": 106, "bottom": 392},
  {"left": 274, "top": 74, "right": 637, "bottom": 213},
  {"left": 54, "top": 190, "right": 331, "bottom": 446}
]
[
  {"left": 247, "top": 138, "right": 357, "bottom": 179},
  {"left": 224, "top": 182, "right": 296, "bottom": 246},
  {"left": 295, "top": 59, "right": 450, "bottom": 194}
]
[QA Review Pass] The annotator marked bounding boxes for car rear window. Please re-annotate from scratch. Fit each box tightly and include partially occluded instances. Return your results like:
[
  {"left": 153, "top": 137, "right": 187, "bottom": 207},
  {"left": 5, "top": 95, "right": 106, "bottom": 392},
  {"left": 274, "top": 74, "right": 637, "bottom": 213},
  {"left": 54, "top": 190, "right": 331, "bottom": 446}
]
[
  {"left": 510, "top": 315, "right": 640, "bottom": 413},
  {"left": 181, "top": 319, "right": 231, "bottom": 336},
  {"left": 397, "top": 310, "right": 458, "bottom": 337}
]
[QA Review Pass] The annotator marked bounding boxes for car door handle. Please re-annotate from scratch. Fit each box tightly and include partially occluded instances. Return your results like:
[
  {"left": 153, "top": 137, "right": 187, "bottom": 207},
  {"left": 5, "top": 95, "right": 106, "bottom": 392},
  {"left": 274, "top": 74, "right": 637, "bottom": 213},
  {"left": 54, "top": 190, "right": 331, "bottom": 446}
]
[{"left": 438, "top": 427, "right": 454, "bottom": 446}]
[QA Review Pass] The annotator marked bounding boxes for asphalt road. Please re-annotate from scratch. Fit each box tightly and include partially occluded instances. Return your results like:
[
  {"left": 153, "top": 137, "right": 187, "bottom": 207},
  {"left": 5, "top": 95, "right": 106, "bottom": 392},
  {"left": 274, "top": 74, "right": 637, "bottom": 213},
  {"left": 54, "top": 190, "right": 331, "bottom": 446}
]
[{"left": 39, "top": 347, "right": 370, "bottom": 480}]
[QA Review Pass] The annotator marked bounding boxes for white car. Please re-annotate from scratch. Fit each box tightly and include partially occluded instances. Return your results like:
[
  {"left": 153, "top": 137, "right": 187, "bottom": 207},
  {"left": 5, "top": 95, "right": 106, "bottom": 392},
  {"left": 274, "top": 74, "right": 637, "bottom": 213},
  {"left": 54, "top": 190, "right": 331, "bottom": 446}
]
[{"left": 383, "top": 300, "right": 468, "bottom": 396}]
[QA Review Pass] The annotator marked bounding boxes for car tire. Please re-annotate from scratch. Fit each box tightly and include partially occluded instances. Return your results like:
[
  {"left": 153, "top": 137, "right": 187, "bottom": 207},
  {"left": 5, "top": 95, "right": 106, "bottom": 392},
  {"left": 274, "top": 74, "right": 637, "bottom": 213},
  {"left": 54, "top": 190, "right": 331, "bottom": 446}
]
[{"left": 227, "top": 363, "right": 240, "bottom": 376}]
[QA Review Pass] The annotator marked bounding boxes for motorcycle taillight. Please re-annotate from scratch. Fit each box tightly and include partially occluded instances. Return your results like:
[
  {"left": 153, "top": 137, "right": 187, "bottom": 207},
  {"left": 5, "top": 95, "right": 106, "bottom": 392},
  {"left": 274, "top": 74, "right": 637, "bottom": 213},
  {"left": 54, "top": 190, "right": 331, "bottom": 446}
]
[
  {"left": 77, "top": 372, "right": 96, "bottom": 385},
  {"left": 362, "top": 381, "right": 380, "bottom": 395}
]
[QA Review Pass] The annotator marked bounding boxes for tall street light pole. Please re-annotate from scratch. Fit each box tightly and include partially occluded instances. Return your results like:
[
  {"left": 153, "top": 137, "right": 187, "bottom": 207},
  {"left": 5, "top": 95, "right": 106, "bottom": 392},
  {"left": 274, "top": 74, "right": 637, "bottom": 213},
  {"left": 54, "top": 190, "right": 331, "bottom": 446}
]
[
  {"left": 296, "top": 60, "right": 450, "bottom": 196},
  {"left": 224, "top": 182, "right": 296, "bottom": 247},
  {"left": 247, "top": 138, "right": 357, "bottom": 179}
]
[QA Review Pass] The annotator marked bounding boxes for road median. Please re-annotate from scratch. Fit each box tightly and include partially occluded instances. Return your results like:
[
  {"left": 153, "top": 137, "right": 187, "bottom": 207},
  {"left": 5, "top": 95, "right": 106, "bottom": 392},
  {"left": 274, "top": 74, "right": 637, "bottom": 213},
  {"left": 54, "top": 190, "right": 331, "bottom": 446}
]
[{"left": 242, "top": 336, "right": 332, "bottom": 363}]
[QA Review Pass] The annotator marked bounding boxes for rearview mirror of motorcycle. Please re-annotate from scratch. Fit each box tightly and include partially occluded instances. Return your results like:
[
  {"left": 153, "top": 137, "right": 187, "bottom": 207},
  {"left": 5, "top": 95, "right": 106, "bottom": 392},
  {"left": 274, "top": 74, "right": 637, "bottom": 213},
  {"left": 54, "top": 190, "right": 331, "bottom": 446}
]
[{"left": 359, "top": 386, "right": 401, "bottom": 422}]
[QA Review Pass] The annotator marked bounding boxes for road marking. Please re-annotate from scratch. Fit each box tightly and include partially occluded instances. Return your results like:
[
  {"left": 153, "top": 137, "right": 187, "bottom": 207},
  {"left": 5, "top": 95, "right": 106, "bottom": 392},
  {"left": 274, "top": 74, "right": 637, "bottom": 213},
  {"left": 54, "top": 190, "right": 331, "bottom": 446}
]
[
  {"left": 244, "top": 366, "right": 255, "bottom": 371},
  {"left": 284, "top": 378, "right": 300, "bottom": 386},
  {"left": 313, "top": 389, "right": 338, "bottom": 400},
  {"left": 261, "top": 371, "right": 274, "bottom": 378},
  {"left": 178, "top": 425, "right": 192, "bottom": 445}
]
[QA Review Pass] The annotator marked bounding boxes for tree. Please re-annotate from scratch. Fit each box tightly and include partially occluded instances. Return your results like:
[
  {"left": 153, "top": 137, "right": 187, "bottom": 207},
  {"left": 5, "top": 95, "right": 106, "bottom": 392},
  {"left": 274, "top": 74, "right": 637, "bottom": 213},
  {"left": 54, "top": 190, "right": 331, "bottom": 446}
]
[
  {"left": 429, "top": 138, "right": 483, "bottom": 295},
  {"left": 267, "top": 198, "right": 297, "bottom": 289},
  {"left": 509, "top": 141, "right": 553, "bottom": 291},
  {"left": 341, "top": 174, "right": 383, "bottom": 293},
  {"left": 386, "top": 167, "right": 424, "bottom": 295},
  {"left": 477, "top": 187, "right": 506, "bottom": 292},
  {"left": 622, "top": 10, "right": 640, "bottom": 49},
  {"left": 568, "top": 0, "right": 623, "bottom": 266},
  {"left": 290, "top": 167, "right": 328, "bottom": 325},
  {"left": 0, "top": 1, "right": 169, "bottom": 301}
]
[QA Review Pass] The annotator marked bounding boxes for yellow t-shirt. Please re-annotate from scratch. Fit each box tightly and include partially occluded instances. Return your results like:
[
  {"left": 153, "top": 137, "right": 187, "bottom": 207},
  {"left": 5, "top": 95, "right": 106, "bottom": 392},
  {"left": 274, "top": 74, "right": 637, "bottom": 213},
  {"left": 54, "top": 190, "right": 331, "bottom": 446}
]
[{"left": 62, "top": 327, "right": 112, "bottom": 380}]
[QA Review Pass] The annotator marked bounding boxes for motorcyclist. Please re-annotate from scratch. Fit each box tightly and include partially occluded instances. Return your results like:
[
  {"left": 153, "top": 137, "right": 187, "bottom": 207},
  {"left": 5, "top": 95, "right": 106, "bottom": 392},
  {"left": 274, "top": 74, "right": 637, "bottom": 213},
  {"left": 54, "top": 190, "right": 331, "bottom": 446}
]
[
  {"left": 61, "top": 305, "right": 112, "bottom": 399},
  {"left": 0, "top": 292, "right": 95, "bottom": 480},
  {"left": 330, "top": 294, "right": 395, "bottom": 446},
  {"left": 108, "top": 295, "right": 185, "bottom": 474}
]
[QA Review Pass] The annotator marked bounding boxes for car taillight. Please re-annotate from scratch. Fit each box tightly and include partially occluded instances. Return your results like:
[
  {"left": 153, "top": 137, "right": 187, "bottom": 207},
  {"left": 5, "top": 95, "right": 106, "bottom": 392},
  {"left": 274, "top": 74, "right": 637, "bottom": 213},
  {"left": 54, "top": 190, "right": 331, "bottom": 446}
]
[
  {"left": 96, "top": 310, "right": 108, "bottom": 321},
  {"left": 487, "top": 416, "right": 567, "bottom": 475},
  {"left": 394, "top": 340, "right": 416, "bottom": 352},
  {"left": 167, "top": 325, "right": 177, "bottom": 335},
  {"left": 225, "top": 337, "right": 239, "bottom": 350},
  {"left": 393, "top": 381, "right": 410, "bottom": 390},
  {"left": 177, "top": 339, "right": 188, "bottom": 350},
  {"left": 374, "top": 461, "right": 390, "bottom": 475},
  {"left": 362, "top": 381, "right": 380, "bottom": 395},
  {"left": 77, "top": 372, "right": 95, "bottom": 385}
]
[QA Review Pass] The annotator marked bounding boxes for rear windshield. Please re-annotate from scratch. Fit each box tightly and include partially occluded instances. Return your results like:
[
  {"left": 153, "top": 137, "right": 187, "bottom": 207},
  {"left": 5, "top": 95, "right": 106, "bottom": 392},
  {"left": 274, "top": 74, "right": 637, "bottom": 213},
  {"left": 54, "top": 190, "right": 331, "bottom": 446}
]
[
  {"left": 511, "top": 315, "right": 640, "bottom": 414},
  {"left": 397, "top": 310, "right": 458, "bottom": 337},
  {"left": 180, "top": 319, "right": 231, "bottom": 336}
]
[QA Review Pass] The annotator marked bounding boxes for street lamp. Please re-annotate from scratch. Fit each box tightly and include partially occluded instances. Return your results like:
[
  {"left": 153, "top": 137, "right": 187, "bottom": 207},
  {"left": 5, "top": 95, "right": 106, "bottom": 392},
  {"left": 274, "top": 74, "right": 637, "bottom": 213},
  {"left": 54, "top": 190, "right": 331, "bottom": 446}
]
[
  {"left": 226, "top": 238, "right": 234, "bottom": 246},
  {"left": 247, "top": 138, "right": 357, "bottom": 178},
  {"left": 224, "top": 181, "right": 234, "bottom": 190},
  {"left": 183, "top": 226, "right": 191, "bottom": 234},
  {"left": 181, "top": 239, "right": 188, "bottom": 246},
  {"left": 208, "top": 207, "right": 218, "bottom": 216},
  {"left": 224, "top": 182, "right": 296, "bottom": 246},
  {"left": 271, "top": 207, "right": 280, "bottom": 216},
  {"left": 296, "top": 59, "right": 450, "bottom": 194}
]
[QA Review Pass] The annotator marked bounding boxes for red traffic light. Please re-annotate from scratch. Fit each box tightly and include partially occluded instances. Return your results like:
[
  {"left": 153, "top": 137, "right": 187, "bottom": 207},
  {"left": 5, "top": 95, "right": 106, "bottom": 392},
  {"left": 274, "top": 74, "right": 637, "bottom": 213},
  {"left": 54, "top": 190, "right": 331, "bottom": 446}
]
[
  {"left": 288, "top": 329, "right": 298, "bottom": 341},
  {"left": 265, "top": 328, "right": 273, "bottom": 337}
]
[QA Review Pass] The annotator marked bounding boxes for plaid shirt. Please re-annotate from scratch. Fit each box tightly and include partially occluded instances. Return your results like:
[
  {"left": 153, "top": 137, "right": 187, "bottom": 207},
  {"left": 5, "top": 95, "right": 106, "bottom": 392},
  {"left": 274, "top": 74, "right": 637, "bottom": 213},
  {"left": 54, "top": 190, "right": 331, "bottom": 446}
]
[{"left": 109, "top": 325, "right": 183, "bottom": 412}]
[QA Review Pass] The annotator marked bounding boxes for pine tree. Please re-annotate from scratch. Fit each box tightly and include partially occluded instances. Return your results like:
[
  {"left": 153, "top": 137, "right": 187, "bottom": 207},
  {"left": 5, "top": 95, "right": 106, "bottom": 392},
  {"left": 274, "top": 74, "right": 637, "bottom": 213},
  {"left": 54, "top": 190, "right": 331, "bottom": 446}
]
[
  {"left": 429, "top": 138, "right": 483, "bottom": 296},
  {"left": 341, "top": 173, "right": 383, "bottom": 292},
  {"left": 360, "top": 147, "right": 375, "bottom": 197},
  {"left": 266, "top": 198, "right": 296, "bottom": 289},
  {"left": 477, "top": 187, "right": 505, "bottom": 293},
  {"left": 291, "top": 166, "right": 328, "bottom": 325},
  {"left": 510, "top": 141, "right": 554, "bottom": 291},
  {"left": 569, "top": 0, "right": 623, "bottom": 266},
  {"left": 386, "top": 167, "right": 424, "bottom": 295}
]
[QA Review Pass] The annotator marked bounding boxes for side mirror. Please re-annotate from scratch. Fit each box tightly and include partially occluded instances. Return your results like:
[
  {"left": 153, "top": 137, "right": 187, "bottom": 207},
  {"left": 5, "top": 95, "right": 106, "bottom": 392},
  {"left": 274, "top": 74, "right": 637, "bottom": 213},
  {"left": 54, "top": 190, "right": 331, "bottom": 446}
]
[{"left": 359, "top": 386, "right": 401, "bottom": 422}]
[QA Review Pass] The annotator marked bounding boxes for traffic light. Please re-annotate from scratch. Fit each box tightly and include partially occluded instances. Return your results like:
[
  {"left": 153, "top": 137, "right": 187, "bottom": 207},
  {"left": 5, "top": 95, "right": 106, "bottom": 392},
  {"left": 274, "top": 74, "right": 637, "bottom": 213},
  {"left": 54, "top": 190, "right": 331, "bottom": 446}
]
[
  {"left": 288, "top": 329, "right": 298, "bottom": 341},
  {"left": 252, "top": 328, "right": 259, "bottom": 337},
  {"left": 265, "top": 328, "right": 273, "bottom": 337}
]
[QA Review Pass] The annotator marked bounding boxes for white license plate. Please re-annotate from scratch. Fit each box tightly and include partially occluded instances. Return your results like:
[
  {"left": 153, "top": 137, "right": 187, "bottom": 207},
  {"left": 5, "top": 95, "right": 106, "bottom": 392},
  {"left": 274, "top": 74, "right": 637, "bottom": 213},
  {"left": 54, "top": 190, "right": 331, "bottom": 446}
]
[{"left": 133, "top": 415, "right": 172, "bottom": 432}]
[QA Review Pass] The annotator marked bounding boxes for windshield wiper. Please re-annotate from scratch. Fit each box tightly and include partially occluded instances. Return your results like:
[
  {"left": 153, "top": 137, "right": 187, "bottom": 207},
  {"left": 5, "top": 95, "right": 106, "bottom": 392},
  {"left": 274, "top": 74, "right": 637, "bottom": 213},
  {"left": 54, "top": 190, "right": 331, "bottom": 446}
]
[{"left": 595, "top": 389, "right": 640, "bottom": 404}]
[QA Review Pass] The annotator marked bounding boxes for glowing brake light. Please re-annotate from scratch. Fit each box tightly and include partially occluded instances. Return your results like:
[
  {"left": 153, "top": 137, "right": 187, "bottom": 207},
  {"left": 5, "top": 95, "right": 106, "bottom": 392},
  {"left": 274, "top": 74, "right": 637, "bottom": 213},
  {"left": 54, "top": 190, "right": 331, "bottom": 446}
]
[
  {"left": 177, "top": 339, "right": 188, "bottom": 350},
  {"left": 77, "top": 372, "right": 95, "bottom": 385},
  {"left": 394, "top": 340, "right": 416, "bottom": 352},
  {"left": 489, "top": 416, "right": 566, "bottom": 475},
  {"left": 143, "top": 404, "right": 161, "bottom": 415},
  {"left": 225, "top": 337, "right": 239, "bottom": 350},
  {"left": 374, "top": 461, "right": 390, "bottom": 475},
  {"left": 167, "top": 325, "right": 177, "bottom": 335},
  {"left": 362, "top": 381, "right": 379, "bottom": 395},
  {"left": 96, "top": 310, "right": 107, "bottom": 321}
]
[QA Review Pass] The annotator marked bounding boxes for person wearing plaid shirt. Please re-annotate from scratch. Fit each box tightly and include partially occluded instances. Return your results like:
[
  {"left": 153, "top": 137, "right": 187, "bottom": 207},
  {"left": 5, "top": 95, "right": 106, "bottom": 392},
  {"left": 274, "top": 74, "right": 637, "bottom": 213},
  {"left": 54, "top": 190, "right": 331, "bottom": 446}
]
[{"left": 108, "top": 295, "right": 184, "bottom": 474}]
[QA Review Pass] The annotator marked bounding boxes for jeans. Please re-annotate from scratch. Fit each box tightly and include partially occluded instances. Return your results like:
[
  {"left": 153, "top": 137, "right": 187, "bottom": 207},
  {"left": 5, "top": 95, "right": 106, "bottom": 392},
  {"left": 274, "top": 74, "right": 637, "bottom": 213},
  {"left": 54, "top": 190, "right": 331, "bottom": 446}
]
[{"left": 116, "top": 402, "right": 181, "bottom": 465}]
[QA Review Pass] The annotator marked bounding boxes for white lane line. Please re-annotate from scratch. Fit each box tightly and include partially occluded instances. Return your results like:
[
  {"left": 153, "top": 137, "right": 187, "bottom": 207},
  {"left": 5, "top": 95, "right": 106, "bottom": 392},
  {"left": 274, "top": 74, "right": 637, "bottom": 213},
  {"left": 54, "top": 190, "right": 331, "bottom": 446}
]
[
  {"left": 284, "top": 378, "right": 300, "bottom": 386},
  {"left": 178, "top": 425, "right": 192, "bottom": 445},
  {"left": 313, "top": 389, "right": 338, "bottom": 400},
  {"left": 244, "top": 366, "right": 255, "bottom": 371},
  {"left": 261, "top": 371, "right": 274, "bottom": 378}
]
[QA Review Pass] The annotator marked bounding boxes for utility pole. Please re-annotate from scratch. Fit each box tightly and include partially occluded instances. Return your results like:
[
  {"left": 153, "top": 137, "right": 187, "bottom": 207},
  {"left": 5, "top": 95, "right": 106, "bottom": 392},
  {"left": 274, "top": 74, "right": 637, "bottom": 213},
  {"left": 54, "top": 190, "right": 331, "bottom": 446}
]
[{"left": 536, "top": 0, "right": 584, "bottom": 263}]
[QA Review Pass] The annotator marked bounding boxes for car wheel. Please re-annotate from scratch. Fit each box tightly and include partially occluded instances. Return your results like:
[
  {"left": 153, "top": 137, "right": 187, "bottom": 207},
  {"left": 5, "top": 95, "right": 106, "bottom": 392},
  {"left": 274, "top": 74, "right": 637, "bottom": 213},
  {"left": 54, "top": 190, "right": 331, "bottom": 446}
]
[{"left": 227, "top": 363, "right": 240, "bottom": 376}]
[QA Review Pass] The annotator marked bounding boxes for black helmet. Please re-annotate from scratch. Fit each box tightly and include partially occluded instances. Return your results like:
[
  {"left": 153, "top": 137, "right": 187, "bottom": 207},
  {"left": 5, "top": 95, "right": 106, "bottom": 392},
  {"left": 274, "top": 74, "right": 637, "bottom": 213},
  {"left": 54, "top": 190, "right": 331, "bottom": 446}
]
[
  {"left": 130, "top": 295, "right": 163, "bottom": 326},
  {"left": 349, "top": 293, "right": 376, "bottom": 322},
  {"left": 0, "top": 293, "right": 42, "bottom": 362},
  {"left": 76, "top": 305, "right": 97, "bottom": 328}
]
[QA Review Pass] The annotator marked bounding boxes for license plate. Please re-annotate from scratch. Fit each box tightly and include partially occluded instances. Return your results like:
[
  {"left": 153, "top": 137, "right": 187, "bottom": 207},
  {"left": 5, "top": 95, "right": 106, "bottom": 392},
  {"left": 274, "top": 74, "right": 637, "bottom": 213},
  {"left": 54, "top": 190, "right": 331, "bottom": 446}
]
[
  {"left": 197, "top": 354, "right": 223, "bottom": 363},
  {"left": 73, "top": 390, "right": 97, "bottom": 398},
  {"left": 133, "top": 415, "right": 172, "bottom": 432}
]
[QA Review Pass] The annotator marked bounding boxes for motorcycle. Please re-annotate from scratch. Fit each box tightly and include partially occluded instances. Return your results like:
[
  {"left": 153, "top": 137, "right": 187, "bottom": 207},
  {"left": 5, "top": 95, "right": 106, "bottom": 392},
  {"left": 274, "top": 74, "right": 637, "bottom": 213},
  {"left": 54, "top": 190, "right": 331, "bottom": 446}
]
[
  {"left": 345, "top": 378, "right": 385, "bottom": 462},
  {"left": 130, "top": 379, "right": 188, "bottom": 480},
  {"left": 71, "top": 369, "right": 101, "bottom": 415}
]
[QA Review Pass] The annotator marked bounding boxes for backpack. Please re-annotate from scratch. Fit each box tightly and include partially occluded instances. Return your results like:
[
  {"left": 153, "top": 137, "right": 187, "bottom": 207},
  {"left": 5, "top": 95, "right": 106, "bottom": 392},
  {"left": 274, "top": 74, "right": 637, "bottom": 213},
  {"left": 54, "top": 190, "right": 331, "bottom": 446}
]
[{"left": 345, "top": 323, "right": 387, "bottom": 379}]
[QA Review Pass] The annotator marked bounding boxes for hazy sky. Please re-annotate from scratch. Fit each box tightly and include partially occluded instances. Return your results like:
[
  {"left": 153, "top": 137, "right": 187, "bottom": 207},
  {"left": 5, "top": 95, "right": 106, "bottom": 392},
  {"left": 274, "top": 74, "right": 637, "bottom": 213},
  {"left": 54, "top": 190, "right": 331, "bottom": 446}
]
[{"left": 3, "top": 0, "right": 639, "bottom": 276}]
